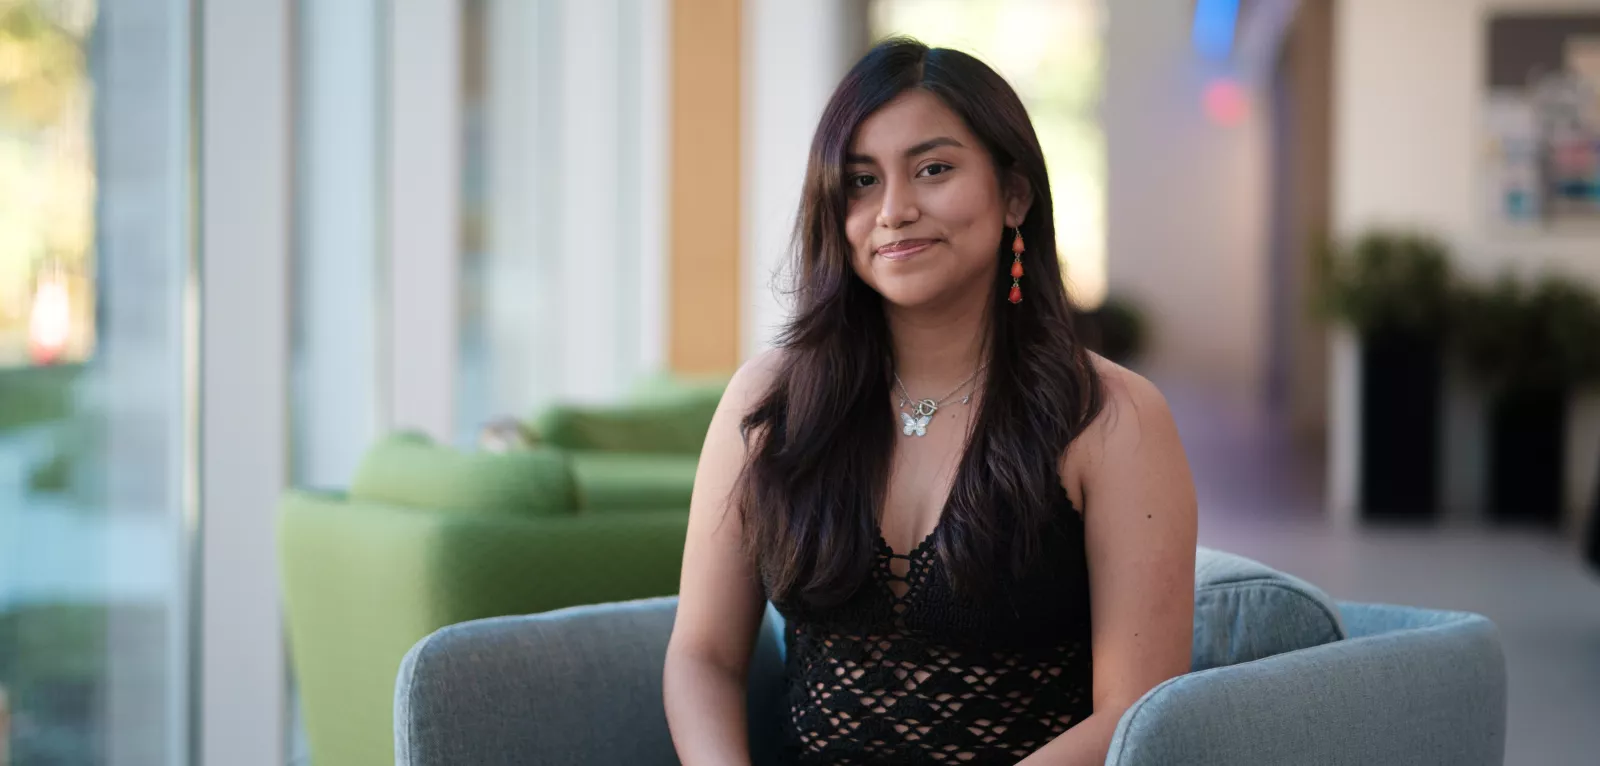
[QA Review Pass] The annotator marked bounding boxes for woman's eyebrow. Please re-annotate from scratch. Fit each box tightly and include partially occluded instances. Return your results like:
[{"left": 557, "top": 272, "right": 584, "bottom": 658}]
[{"left": 845, "top": 136, "right": 965, "bottom": 165}]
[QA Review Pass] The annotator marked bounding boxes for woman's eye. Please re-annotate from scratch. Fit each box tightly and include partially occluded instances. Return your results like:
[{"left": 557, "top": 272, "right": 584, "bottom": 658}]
[
  {"left": 918, "top": 162, "right": 953, "bottom": 177},
  {"left": 848, "top": 174, "right": 878, "bottom": 189}
]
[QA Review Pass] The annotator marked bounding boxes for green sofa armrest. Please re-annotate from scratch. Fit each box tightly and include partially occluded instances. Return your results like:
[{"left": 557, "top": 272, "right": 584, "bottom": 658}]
[
  {"left": 566, "top": 451, "right": 699, "bottom": 511},
  {"left": 278, "top": 490, "right": 688, "bottom": 766}
]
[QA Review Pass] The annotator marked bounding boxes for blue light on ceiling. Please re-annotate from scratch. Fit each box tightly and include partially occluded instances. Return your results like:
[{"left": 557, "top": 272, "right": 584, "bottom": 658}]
[{"left": 1193, "top": 0, "right": 1240, "bottom": 61}]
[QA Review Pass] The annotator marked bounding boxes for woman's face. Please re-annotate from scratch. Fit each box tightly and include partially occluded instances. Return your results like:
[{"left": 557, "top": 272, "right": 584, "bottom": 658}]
[{"left": 843, "top": 89, "right": 1029, "bottom": 311}]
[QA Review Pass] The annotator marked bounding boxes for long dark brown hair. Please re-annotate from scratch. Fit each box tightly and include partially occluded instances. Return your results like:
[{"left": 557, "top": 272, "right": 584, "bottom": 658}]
[{"left": 736, "top": 38, "right": 1104, "bottom": 607}]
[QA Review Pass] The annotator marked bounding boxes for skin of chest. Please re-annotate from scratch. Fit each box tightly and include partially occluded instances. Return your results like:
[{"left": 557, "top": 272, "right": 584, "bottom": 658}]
[{"left": 879, "top": 393, "right": 977, "bottom": 558}]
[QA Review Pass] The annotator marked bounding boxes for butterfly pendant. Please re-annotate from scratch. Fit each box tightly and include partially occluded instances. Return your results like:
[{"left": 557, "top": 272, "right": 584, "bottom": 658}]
[{"left": 900, "top": 411, "right": 933, "bottom": 437}]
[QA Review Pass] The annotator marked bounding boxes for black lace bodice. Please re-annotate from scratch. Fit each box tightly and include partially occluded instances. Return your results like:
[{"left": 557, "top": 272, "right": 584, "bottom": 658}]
[{"left": 768, "top": 503, "right": 1094, "bottom": 765}]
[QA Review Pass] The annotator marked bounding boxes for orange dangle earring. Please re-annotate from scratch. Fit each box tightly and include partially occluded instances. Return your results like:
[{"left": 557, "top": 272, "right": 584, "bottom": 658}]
[{"left": 1007, "top": 227, "right": 1025, "bottom": 304}]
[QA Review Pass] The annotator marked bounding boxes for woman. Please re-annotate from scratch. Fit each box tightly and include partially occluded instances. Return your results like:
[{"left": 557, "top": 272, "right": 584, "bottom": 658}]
[{"left": 664, "top": 38, "right": 1197, "bottom": 765}]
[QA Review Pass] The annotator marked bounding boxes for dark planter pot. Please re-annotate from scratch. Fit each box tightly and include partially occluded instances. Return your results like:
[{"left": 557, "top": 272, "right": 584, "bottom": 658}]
[
  {"left": 1359, "top": 330, "right": 1442, "bottom": 521},
  {"left": 1487, "top": 385, "right": 1566, "bottom": 528}
]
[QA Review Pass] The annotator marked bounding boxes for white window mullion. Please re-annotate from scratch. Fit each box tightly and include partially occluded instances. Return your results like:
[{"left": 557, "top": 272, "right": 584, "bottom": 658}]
[
  {"left": 635, "top": 0, "right": 670, "bottom": 377},
  {"left": 558, "top": 0, "right": 625, "bottom": 403},
  {"left": 387, "top": 0, "right": 461, "bottom": 441},
  {"left": 198, "top": 1, "right": 290, "bottom": 764}
]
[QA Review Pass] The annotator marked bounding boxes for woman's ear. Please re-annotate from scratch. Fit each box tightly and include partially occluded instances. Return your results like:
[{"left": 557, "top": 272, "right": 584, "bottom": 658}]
[{"left": 1003, "top": 169, "right": 1034, "bottom": 229}]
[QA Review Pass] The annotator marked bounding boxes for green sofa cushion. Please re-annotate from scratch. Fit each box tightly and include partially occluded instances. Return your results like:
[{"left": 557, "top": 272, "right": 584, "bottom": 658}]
[
  {"left": 567, "top": 452, "right": 699, "bottom": 511},
  {"left": 531, "top": 396, "right": 721, "bottom": 454},
  {"left": 350, "top": 432, "right": 576, "bottom": 516}
]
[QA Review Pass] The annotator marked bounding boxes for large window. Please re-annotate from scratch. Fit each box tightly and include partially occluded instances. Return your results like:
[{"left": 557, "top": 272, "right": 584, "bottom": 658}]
[
  {"left": 291, "top": 0, "right": 384, "bottom": 491},
  {"left": 0, "top": 1, "right": 95, "bottom": 369},
  {"left": 870, "top": 0, "right": 1107, "bottom": 308},
  {"left": 0, "top": 0, "right": 193, "bottom": 762},
  {"left": 457, "top": 0, "right": 669, "bottom": 444}
]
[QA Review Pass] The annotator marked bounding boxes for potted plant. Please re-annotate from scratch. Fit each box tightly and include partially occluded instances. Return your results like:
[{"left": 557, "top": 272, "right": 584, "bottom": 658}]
[
  {"left": 1455, "top": 274, "right": 1600, "bottom": 527},
  {"left": 1314, "top": 230, "right": 1456, "bottom": 521}
]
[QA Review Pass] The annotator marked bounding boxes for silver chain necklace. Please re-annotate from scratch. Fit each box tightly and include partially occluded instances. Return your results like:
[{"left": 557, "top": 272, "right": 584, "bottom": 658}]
[{"left": 894, "top": 365, "right": 985, "bottom": 437}]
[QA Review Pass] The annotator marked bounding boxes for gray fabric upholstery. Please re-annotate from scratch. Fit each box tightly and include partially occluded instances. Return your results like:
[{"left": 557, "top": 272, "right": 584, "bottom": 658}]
[
  {"left": 1190, "top": 547, "right": 1346, "bottom": 670},
  {"left": 394, "top": 550, "right": 1505, "bottom": 765},
  {"left": 1107, "top": 604, "right": 1505, "bottom": 765},
  {"left": 394, "top": 597, "right": 788, "bottom": 766}
]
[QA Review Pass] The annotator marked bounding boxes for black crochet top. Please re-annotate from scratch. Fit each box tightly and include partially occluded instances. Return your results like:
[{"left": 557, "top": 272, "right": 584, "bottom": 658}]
[{"left": 767, "top": 500, "right": 1094, "bottom": 765}]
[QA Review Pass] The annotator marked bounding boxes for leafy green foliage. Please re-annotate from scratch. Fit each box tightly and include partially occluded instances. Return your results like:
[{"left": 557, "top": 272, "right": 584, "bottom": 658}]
[
  {"left": 1313, "top": 230, "right": 1456, "bottom": 337},
  {"left": 1454, "top": 274, "right": 1600, "bottom": 391},
  {"left": 0, "top": 365, "right": 78, "bottom": 431}
]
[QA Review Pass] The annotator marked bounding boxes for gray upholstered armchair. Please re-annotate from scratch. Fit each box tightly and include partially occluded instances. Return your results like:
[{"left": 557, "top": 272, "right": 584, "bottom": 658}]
[{"left": 394, "top": 548, "right": 1506, "bottom": 765}]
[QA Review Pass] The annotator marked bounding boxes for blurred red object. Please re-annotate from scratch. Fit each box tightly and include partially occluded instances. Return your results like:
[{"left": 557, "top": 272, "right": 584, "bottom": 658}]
[
  {"left": 1203, "top": 78, "right": 1249, "bottom": 127},
  {"left": 27, "top": 268, "right": 71, "bottom": 366}
]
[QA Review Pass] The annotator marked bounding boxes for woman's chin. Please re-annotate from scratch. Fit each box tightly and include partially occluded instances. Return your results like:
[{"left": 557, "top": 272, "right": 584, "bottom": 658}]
[{"left": 873, "top": 279, "right": 973, "bottom": 311}]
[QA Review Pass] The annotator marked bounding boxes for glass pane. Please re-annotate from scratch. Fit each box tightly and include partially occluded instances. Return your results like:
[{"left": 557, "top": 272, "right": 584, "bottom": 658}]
[
  {"left": 0, "top": 0, "right": 193, "bottom": 764},
  {"left": 288, "top": 0, "right": 386, "bottom": 762},
  {"left": 458, "top": 0, "right": 665, "bottom": 445},
  {"left": 458, "top": 0, "right": 491, "bottom": 447},
  {"left": 291, "top": 0, "right": 384, "bottom": 491}
]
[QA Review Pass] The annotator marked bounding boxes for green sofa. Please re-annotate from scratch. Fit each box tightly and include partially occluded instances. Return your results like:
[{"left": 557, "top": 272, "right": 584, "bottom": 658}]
[{"left": 280, "top": 380, "right": 724, "bottom": 766}]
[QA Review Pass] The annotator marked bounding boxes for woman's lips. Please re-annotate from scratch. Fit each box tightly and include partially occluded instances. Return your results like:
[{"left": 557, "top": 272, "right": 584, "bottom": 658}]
[{"left": 876, "top": 238, "right": 937, "bottom": 260}]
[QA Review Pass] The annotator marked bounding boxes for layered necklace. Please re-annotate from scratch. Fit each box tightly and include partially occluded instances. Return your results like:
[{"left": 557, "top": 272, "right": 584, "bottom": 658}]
[{"left": 893, "top": 365, "right": 986, "bottom": 437}]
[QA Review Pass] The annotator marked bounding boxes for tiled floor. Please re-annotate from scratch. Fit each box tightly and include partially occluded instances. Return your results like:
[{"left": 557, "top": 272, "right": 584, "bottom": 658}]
[{"left": 1164, "top": 382, "right": 1600, "bottom": 766}]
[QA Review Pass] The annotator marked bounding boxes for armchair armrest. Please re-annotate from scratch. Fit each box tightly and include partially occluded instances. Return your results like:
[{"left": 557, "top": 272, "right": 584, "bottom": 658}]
[
  {"left": 394, "top": 597, "right": 788, "bottom": 766},
  {"left": 1106, "top": 603, "right": 1506, "bottom": 766}
]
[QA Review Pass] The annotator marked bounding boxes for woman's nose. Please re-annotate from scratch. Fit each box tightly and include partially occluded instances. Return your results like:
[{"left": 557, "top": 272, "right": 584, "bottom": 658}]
[{"left": 875, "top": 176, "right": 920, "bottom": 229}]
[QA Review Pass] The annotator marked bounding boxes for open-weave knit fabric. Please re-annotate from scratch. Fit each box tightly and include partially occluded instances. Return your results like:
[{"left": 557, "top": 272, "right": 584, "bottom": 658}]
[{"left": 769, "top": 504, "right": 1094, "bottom": 765}]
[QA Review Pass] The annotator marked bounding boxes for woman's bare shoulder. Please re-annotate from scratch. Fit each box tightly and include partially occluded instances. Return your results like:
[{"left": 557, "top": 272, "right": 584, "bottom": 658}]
[
  {"left": 1062, "top": 353, "right": 1177, "bottom": 501},
  {"left": 721, "top": 347, "right": 787, "bottom": 418}
]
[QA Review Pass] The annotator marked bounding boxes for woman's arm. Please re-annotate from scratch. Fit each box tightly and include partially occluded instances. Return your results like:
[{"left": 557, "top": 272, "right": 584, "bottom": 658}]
[
  {"left": 1019, "top": 360, "right": 1199, "bottom": 765},
  {"left": 663, "top": 352, "right": 782, "bottom": 766}
]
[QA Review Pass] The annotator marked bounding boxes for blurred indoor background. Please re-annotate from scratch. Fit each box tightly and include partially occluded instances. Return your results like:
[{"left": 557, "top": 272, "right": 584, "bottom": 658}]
[{"left": 2, "top": 0, "right": 1598, "bottom": 764}]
